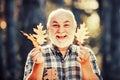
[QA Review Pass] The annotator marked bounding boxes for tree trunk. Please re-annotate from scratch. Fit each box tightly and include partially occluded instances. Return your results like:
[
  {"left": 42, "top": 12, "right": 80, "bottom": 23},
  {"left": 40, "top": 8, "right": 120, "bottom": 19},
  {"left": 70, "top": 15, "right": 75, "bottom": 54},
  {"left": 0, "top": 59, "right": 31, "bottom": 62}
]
[
  {"left": 109, "top": 0, "right": 120, "bottom": 79},
  {"left": 100, "top": 0, "right": 120, "bottom": 79},
  {"left": 0, "top": 30, "right": 7, "bottom": 80},
  {"left": 4, "top": 0, "right": 19, "bottom": 80}
]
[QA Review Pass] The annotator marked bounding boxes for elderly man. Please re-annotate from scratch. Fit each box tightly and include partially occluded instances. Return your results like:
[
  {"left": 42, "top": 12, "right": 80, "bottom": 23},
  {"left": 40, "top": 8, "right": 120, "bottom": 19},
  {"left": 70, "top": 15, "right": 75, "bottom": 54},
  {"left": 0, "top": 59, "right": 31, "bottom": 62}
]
[{"left": 23, "top": 8, "right": 102, "bottom": 80}]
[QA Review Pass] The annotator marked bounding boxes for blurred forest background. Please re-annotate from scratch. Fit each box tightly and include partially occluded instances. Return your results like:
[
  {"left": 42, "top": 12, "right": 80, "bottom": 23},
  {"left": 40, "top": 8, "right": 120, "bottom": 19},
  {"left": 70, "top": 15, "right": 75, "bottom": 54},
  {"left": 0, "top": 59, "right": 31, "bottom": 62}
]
[{"left": 0, "top": 0, "right": 120, "bottom": 80}]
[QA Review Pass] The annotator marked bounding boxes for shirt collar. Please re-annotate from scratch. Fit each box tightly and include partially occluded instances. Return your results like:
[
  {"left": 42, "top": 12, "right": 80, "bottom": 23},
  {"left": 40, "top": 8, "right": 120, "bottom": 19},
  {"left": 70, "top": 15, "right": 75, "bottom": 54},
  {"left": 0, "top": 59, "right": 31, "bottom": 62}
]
[{"left": 50, "top": 44, "right": 75, "bottom": 56}]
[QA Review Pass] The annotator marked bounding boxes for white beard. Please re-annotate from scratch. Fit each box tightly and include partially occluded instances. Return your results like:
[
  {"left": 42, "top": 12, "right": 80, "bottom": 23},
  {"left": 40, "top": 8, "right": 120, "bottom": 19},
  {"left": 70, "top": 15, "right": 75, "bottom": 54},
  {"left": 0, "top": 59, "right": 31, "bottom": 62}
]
[{"left": 49, "top": 33, "right": 75, "bottom": 48}]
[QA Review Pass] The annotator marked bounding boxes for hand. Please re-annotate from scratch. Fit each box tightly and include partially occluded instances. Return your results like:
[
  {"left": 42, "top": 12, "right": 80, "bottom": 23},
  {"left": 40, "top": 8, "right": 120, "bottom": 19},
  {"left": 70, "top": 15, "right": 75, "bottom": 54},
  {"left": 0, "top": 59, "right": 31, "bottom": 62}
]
[
  {"left": 77, "top": 45, "right": 90, "bottom": 63},
  {"left": 27, "top": 47, "right": 44, "bottom": 80},
  {"left": 77, "top": 45, "right": 99, "bottom": 80},
  {"left": 30, "top": 46, "right": 44, "bottom": 64}
]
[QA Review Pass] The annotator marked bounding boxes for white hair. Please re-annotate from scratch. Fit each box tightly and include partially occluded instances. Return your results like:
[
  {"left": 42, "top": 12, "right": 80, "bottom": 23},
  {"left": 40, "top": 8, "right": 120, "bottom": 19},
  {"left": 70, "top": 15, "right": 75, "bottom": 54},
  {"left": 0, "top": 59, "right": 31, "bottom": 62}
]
[{"left": 47, "top": 8, "right": 77, "bottom": 28}]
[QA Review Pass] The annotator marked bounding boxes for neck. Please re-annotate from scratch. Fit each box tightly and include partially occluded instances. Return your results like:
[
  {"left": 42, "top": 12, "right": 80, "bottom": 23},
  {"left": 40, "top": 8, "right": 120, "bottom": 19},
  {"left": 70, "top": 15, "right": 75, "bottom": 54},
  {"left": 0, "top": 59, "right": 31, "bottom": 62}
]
[
  {"left": 58, "top": 47, "right": 68, "bottom": 58},
  {"left": 58, "top": 47, "right": 68, "bottom": 51}
]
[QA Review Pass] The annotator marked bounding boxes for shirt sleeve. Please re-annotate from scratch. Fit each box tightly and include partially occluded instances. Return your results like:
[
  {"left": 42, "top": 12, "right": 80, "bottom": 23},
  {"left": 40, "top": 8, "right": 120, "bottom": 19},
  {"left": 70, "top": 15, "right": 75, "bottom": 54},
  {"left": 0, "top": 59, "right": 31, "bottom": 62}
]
[
  {"left": 23, "top": 53, "right": 34, "bottom": 80},
  {"left": 88, "top": 49, "right": 103, "bottom": 80}
]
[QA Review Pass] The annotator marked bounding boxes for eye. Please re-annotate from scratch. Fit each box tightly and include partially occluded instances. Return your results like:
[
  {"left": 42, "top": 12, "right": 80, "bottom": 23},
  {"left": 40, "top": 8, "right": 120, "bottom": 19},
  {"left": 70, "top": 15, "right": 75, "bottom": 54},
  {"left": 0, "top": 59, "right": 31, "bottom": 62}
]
[
  {"left": 52, "top": 24, "right": 60, "bottom": 28},
  {"left": 64, "top": 24, "right": 70, "bottom": 28}
]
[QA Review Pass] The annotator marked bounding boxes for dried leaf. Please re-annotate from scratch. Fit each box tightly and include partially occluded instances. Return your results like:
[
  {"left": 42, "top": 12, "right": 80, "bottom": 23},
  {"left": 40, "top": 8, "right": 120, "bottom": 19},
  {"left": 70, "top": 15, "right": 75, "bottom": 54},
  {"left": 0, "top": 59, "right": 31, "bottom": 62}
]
[
  {"left": 21, "top": 31, "right": 39, "bottom": 47},
  {"left": 32, "top": 23, "right": 46, "bottom": 45},
  {"left": 75, "top": 23, "right": 89, "bottom": 44},
  {"left": 21, "top": 23, "right": 46, "bottom": 47}
]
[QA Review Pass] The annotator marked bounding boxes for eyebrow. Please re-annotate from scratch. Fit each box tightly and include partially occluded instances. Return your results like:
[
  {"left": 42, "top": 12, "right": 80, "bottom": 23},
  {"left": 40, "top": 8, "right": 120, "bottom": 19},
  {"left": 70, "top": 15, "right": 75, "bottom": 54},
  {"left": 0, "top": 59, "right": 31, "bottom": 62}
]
[
  {"left": 52, "top": 21, "right": 58, "bottom": 23},
  {"left": 64, "top": 20, "right": 70, "bottom": 23},
  {"left": 52, "top": 20, "right": 70, "bottom": 24}
]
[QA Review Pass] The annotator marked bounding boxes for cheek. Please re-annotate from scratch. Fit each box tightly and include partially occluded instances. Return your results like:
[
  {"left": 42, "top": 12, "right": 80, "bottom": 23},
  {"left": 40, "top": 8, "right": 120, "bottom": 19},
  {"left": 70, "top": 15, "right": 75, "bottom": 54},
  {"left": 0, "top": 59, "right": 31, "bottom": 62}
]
[
  {"left": 67, "top": 28, "right": 75, "bottom": 34},
  {"left": 49, "top": 28, "right": 57, "bottom": 35}
]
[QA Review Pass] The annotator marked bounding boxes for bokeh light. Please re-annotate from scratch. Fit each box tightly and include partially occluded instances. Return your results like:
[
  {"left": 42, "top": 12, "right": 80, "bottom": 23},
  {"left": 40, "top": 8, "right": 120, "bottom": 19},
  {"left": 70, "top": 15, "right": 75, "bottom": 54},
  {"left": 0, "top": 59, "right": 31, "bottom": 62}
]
[
  {"left": 86, "top": 12, "right": 101, "bottom": 38},
  {"left": 0, "top": 20, "right": 7, "bottom": 29},
  {"left": 74, "top": 0, "right": 99, "bottom": 13}
]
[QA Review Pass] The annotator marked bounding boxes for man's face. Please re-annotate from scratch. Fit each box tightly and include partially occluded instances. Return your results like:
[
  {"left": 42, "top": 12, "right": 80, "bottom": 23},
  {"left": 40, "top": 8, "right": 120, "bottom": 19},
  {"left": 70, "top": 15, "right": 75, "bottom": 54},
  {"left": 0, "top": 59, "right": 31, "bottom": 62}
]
[{"left": 48, "top": 12, "right": 76, "bottom": 48}]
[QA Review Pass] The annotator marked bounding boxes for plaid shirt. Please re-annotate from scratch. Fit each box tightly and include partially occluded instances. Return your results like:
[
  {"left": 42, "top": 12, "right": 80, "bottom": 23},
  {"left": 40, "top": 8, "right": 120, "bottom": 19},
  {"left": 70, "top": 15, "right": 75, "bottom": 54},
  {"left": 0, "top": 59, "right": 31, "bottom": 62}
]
[{"left": 23, "top": 44, "right": 102, "bottom": 80}]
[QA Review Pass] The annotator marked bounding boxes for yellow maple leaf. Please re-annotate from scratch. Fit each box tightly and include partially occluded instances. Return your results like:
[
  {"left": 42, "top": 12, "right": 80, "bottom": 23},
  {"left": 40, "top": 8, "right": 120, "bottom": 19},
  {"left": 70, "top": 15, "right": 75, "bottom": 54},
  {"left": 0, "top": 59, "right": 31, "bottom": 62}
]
[
  {"left": 21, "top": 23, "right": 46, "bottom": 47},
  {"left": 75, "top": 23, "right": 89, "bottom": 44},
  {"left": 32, "top": 23, "right": 47, "bottom": 45}
]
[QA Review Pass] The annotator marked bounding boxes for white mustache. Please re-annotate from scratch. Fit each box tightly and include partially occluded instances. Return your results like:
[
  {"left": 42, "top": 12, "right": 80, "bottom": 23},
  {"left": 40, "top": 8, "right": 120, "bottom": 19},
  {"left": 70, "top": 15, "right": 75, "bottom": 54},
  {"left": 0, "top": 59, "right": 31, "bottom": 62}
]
[{"left": 49, "top": 33, "right": 74, "bottom": 48}]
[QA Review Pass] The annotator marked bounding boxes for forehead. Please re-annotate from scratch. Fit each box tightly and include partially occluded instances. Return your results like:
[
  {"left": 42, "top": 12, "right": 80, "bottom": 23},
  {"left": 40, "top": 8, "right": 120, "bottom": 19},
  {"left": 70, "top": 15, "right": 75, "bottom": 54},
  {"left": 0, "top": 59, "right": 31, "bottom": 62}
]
[{"left": 50, "top": 11, "right": 74, "bottom": 23}]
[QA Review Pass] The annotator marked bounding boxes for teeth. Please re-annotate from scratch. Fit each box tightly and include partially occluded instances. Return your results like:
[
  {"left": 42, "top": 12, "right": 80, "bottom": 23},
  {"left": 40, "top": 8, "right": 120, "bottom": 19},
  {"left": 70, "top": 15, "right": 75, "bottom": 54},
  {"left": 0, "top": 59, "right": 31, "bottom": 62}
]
[{"left": 56, "top": 35, "right": 67, "bottom": 39}]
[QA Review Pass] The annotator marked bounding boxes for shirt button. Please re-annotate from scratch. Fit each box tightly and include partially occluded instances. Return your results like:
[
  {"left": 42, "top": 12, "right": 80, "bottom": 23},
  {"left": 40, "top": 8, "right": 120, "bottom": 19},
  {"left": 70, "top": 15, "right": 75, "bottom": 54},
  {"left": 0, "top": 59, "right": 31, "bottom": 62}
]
[{"left": 61, "top": 59, "right": 64, "bottom": 63}]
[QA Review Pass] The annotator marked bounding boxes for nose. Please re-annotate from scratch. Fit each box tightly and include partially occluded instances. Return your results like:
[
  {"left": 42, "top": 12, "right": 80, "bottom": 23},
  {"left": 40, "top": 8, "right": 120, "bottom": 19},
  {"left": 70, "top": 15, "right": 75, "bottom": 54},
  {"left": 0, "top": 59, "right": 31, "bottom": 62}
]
[{"left": 58, "top": 26, "right": 64, "bottom": 33}]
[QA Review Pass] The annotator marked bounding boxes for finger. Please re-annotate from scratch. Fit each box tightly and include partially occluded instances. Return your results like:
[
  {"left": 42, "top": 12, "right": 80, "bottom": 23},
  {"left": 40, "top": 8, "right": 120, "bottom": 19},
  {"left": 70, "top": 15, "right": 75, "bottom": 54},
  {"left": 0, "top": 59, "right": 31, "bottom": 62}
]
[
  {"left": 32, "top": 51, "right": 40, "bottom": 60},
  {"left": 78, "top": 52, "right": 84, "bottom": 59},
  {"left": 77, "top": 55, "right": 88, "bottom": 63},
  {"left": 55, "top": 77, "right": 59, "bottom": 80},
  {"left": 31, "top": 49, "right": 41, "bottom": 55},
  {"left": 78, "top": 49, "right": 90, "bottom": 61},
  {"left": 53, "top": 76, "right": 59, "bottom": 80},
  {"left": 79, "top": 44, "right": 85, "bottom": 50},
  {"left": 32, "top": 52, "right": 42, "bottom": 62},
  {"left": 30, "top": 46, "right": 41, "bottom": 54},
  {"left": 30, "top": 52, "right": 38, "bottom": 59},
  {"left": 78, "top": 48, "right": 87, "bottom": 58},
  {"left": 43, "top": 76, "right": 48, "bottom": 80},
  {"left": 30, "top": 48, "right": 41, "bottom": 58},
  {"left": 77, "top": 56, "right": 81, "bottom": 62},
  {"left": 79, "top": 47, "right": 89, "bottom": 55},
  {"left": 29, "top": 48, "right": 36, "bottom": 56},
  {"left": 31, "top": 50, "right": 42, "bottom": 58}
]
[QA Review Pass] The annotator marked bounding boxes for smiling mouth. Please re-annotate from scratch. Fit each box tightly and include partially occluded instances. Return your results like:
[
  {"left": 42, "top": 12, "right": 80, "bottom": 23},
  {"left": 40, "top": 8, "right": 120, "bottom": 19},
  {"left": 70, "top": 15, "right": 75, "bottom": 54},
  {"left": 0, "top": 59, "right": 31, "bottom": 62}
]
[{"left": 56, "top": 35, "right": 67, "bottom": 39}]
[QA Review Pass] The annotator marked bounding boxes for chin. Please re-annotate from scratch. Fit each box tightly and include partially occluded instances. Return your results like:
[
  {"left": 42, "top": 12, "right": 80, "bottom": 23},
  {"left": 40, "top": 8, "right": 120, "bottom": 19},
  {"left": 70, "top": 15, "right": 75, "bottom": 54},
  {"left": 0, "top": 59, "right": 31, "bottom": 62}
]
[{"left": 49, "top": 35, "right": 74, "bottom": 48}]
